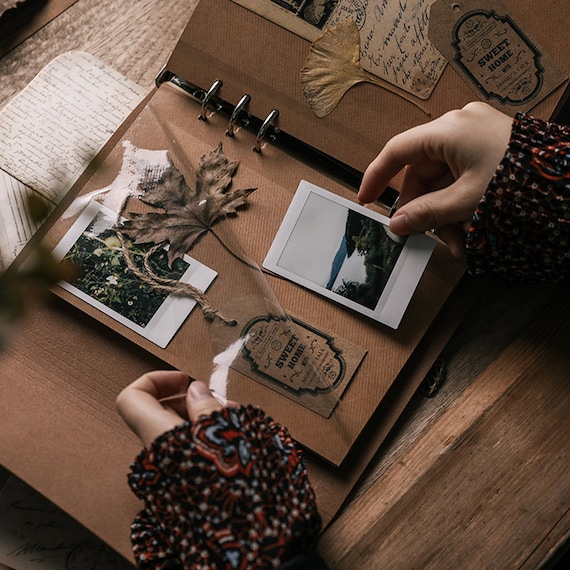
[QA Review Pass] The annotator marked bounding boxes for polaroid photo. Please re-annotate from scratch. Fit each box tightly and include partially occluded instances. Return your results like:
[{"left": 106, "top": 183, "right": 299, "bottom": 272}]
[
  {"left": 263, "top": 180, "right": 436, "bottom": 329},
  {"left": 52, "top": 200, "right": 217, "bottom": 348}
]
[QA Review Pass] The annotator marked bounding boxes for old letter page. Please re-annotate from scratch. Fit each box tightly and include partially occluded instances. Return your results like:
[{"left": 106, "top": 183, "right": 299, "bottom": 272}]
[{"left": 0, "top": 51, "right": 146, "bottom": 268}]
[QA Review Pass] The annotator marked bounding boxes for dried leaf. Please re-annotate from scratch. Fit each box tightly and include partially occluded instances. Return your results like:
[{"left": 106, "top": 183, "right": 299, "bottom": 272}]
[
  {"left": 119, "top": 144, "right": 255, "bottom": 266},
  {"left": 301, "top": 20, "right": 370, "bottom": 119},
  {"left": 301, "top": 19, "right": 430, "bottom": 118}
]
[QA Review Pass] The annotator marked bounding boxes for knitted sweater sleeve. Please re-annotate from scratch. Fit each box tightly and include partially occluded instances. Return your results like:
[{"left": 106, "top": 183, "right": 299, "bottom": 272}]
[
  {"left": 127, "top": 405, "right": 322, "bottom": 569},
  {"left": 466, "top": 112, "right": 570, "bottom": 282}
]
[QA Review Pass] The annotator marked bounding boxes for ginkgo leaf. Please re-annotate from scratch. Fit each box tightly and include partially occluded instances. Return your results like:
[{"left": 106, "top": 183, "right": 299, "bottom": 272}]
[
  {"left": 301, "top": 19, "right": 429, "bottom": 118},
  {"left": 301, "top": 19, "right": 370, "bottom": 118},
  {"left": 119, "top": 143, "right": 256, "bottom": 267}
]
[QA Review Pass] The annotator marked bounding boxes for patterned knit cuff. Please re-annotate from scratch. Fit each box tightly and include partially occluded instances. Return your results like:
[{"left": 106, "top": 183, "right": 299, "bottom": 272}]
[
  {"left": 466, "top": 112, "right": 570, "bottom": 282},
  {"left": 128, "top": 405, "right": 322, "bottom": 569}
]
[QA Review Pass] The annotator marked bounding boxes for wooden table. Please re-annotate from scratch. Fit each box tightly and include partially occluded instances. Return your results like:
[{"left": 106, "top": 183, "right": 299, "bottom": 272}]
[{"left": 1, "top": 1, "right": 569, "bottom": 568}]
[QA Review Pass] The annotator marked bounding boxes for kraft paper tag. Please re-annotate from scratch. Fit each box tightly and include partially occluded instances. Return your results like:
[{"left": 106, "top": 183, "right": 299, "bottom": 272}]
[
  {"left": 211, "top": 296, "right": 366, "bottom": 419},
  {"left": 428, "top": 0, "right": 568, "bottom": 113}
]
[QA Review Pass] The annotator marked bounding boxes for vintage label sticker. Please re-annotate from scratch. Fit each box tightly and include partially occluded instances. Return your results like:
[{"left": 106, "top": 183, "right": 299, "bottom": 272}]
[
  {"left": 211, "top": 296, "right": 366, "bottom": 418},
  {"left": 429, "top": 0, "right": 568, "bottom": 112}
]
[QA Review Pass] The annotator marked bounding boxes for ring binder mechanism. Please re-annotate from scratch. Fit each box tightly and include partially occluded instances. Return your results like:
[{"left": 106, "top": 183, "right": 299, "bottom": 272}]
[
  {"left": 155, "top": 67, "right": 398, "bottom": 208},
  {"left": 254, "top": 108, "right": 279, "bottom": 153},
  {"left": 226, "top": 93, "right": 251, "bottom": 137},
  {"left": 198, "top": 79, "right": 223, "bottom": 121}
]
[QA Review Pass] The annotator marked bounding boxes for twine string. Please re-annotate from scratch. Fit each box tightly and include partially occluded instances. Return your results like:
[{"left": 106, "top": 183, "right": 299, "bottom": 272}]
[{"left": 114, "top": 196, "right": 236, "bottom": 326}]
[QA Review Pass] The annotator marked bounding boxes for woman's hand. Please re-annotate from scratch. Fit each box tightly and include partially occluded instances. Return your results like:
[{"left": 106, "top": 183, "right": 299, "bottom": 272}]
[
  {"left": 119, "top": 373, "right": 323, "bottom": 569},
  {"left": 358, "top": 102, "right": 513, "bottom": 256},
  {"left": 116, "top": 370, "right": 226, "bottom": 447}
]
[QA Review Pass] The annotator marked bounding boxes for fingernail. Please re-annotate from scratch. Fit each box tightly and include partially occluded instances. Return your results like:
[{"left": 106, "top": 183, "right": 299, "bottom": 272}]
[
  {"left": 389, "top": 212, "right": 409, "bottom": 234},
  {"left": 189, "top": 381, "right": 211, "bottom": 399}
]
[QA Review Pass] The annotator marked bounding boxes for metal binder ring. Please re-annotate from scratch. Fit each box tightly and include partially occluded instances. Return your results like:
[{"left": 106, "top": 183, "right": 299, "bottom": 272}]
[
  {"left": 155, "top": 65, "right": 172, "bottom": 87},
  {"left": 198, "top": 79, "right": 223, "bottom": 121},
  {"left": 254, "top": 109, "right": 279, "bottom": 153},
  {"left": 226, "top": 94, "right": 251, "bottom": 137}
]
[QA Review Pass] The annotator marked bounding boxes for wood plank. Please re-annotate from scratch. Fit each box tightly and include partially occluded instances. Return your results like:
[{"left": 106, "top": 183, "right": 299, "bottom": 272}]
[
  {"left": 521, "top": 508, "right": 570, "bottom": 569},
  {"left": 319, "top": 286, "right": 570, "bottom": 568},
  {"left": 0, "top": 0, "right": 199, "bottom": 107},
  {"left": 0, "top": 1, "right": 79, "bottom": 58}
]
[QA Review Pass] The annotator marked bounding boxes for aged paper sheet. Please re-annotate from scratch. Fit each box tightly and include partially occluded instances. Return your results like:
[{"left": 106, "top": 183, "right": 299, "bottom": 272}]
[
  {"left": 0, "top": 51, "right": 146, "bottom": 268},
  {"left": 0, "top": 474, "right": 133, "bottom": 569}
]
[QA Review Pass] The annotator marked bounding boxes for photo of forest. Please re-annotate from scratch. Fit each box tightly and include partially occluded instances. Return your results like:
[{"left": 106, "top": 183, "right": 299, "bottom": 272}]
[
  {"left": 63, "top": 212, "right": 189, "bottom": 328},
  {"left": 329, "top": 210, "right": 404, "bottom": 310}
]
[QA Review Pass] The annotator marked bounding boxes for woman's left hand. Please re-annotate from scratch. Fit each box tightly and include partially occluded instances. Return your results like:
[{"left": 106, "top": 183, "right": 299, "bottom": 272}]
[{"left": 116, "top": 370, "right": 227, "bottom": 447}]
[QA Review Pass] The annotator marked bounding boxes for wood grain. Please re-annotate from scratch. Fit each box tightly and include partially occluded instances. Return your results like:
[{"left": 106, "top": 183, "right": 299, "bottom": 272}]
[
  {"left": 0, "top": 0, "right": 199, "bottom": 106},
  {"left": 319, "top": 285, "right": 570, "bottom": 568}
]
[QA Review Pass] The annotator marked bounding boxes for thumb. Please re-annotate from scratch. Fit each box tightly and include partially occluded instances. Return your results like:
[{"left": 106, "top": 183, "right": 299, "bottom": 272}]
[
  {"left": 389, "top": 180, "right": 479, "bottom": 236},
  {"left": 186, "top": 380, "right": 224, "bottom": 422},
  {"left": 389, "top": 200, "right": 439, "bottom": 235}
]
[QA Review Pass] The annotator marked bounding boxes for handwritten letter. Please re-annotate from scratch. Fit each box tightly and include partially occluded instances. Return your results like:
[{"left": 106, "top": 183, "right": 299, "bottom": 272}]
[
  {"left": 0, "top": 51, "right": 146, "bottom": 202},
  {"left": 0, "top": 475, "right": 133, "bottom": 569},
  {"left": 0, "top": 51, "right": 146, "bottom": 268},
  {"left": 327, "top": 0, "right": 446, "bottom": 98}
]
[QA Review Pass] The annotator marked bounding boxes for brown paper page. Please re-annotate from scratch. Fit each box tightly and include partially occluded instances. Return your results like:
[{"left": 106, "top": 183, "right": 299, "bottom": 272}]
[
  {"left": 231, "top": 0, "right": 448, "bottom": 100},
  {"left": 166, "top": 0, "right": 569, "bottom": 177},
  {"left": 43, "top": 84, "right": 465, "bottom": 466}
]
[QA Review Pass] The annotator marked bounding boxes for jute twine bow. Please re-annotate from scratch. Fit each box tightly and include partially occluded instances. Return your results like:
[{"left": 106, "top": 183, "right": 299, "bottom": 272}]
[{"left": 114, "top": 200, "right": 236, "bottom": 326}]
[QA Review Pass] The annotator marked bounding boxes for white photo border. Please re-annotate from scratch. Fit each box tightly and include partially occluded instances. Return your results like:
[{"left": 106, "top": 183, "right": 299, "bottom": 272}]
[
  {"left": 263, "top": 180, "right": 436, "bottom": 329},
  {"left": 52, "top": 200, "right": 217, "bottom": 348}
]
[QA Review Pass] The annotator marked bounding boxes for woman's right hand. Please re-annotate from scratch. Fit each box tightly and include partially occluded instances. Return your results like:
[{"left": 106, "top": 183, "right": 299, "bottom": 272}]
[{"left": 358, "top": 102, "right": 513, "bottom": 257}]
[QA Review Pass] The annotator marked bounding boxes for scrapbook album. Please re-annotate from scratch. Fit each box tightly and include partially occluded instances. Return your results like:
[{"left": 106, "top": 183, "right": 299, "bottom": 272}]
[{"left": 2, "top": 0, "right": 569, "bottom": 536}]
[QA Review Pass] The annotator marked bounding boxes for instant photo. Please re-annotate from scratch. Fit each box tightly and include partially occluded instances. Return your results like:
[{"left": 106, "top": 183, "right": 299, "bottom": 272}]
[
  {"left": 52, "top": 201, "right": 217, "bottom": 347},
  {"left": 263, "top": 181, "right": 436, "bottom": 329}
]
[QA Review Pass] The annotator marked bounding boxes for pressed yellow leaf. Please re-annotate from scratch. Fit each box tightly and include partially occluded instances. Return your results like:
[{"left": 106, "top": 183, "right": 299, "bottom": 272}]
[
  {"left": 301, "top": 20, "right": 371, "bottom": 118},
  {"left": 301, "top": 19, "right": 430, "bottom": 118}
]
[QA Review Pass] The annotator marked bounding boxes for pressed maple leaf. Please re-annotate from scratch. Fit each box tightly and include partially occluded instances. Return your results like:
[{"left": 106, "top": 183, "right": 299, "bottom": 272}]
[{"left": 119, "top": 144, "right": 256, "bottom": 266}]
